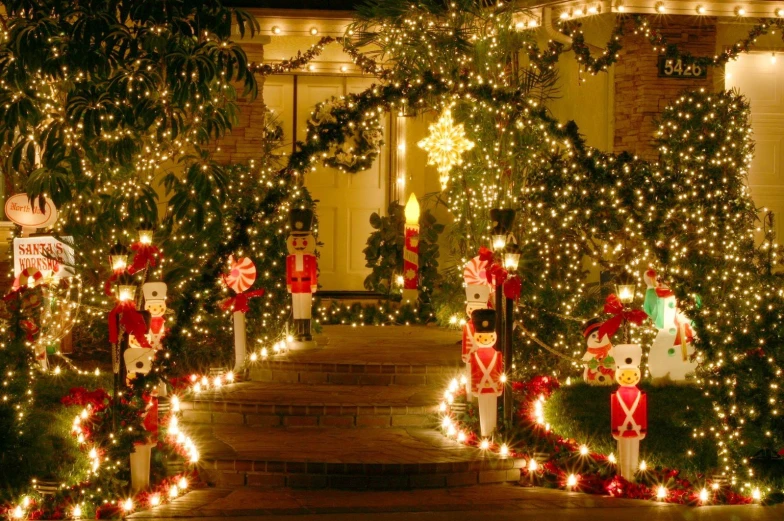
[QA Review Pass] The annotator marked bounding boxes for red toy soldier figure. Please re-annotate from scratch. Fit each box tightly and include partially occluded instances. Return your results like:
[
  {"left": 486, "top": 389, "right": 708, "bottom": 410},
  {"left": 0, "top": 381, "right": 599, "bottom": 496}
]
[
  {"left": 611, "top": 343, "right": 648, "bottom": 480},
  {"left": 470, "top": 309, "right": 503, "bottom": 436},
  {"left": 286, "top": 209, "right": 318, "bottom": 346},
  {"left": 462, "top": 255, "right": 492, "bottom": 399}
]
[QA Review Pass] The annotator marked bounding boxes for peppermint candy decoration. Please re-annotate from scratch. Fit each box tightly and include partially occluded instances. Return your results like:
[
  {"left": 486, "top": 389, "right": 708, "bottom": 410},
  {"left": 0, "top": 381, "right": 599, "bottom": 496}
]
[
  {"left": 463, "top": 256, "right": 490, "bottom": 286},
  {"left": 224, "top": 256, "right": 256, "bottom": 293},
  {"left": 13, "top": 267, "right": 44, "bottom": 290}
]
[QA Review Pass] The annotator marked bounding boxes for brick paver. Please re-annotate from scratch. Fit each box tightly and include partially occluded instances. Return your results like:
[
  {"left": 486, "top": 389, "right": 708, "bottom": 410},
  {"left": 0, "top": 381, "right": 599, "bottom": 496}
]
[
  {"left": 194, "top": 424, "right": 492, "bottom": 465},
  {"left": 295, "top": 325, "right": 461, "bottom": 366},
  {"left": 129, "top": 485, "right": 784, "bottom": 520}
]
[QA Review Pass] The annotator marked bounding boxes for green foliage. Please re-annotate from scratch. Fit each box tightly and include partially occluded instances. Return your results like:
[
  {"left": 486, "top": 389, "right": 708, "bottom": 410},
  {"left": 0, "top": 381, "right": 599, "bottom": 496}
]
[
  {"left": 363, "top": 200, "right": 444, "bottom": 304},
  {"left": 315, "top": 299, "right": 430, "bottom": 326},
  {"left": 543, "top": 383, "right": 718, "bottom": 475},
  {"left": 0, "top": 0, "right": 258, "bottom": 237}
]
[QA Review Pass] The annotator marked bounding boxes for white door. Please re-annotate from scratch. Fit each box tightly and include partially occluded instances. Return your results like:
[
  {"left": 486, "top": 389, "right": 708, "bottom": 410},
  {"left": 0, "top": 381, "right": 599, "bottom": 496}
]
[
  {"left": 296, "top": 76, "right": 389, "bottom": 291},
  {"left": 726, "top": 54, "right": 784, "bottom": 243}
]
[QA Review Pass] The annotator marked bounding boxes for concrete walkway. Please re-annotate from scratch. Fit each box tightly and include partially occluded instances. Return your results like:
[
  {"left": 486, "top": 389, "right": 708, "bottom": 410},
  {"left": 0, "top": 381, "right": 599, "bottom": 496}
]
[{"left": 130, "top": 485, "right": 784, "bottom": 520}]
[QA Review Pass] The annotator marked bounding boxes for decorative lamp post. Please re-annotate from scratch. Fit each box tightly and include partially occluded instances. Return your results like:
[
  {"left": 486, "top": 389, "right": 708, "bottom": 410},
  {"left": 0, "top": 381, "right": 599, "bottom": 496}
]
[
  {"left": 489, "top": 208, "right": 515, "bottom": 336},
  {"left": 111, "top": 272, "right": 135, "bottom": 428},
  {"left": 402, "top": 193, "right": 420, "bottom": 304},
  {"left": 109, "top": 242, "right": 130, "bottom": 272},
  {"left": 616, "top": 274, "right": 637, "bottom": 344},
  {"left": 137, "top": 222, "right": 154, "bottom": 245},
  {"left": 502, "top": 241, "right": 521, "bottom": 423}
]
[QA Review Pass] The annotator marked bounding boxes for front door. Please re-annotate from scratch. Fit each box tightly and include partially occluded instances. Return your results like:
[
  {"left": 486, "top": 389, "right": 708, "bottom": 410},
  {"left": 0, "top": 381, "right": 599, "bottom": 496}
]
[{"left": 295, "top": 76, "right": 389, "bottom": 291}]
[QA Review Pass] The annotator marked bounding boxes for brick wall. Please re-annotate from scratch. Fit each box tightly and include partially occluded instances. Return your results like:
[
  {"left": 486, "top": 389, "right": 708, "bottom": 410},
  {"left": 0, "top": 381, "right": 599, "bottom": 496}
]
[
  {"left": 210, "top": 42, "right": 268, "bottom": 165},
  {"left": 613, "top": 18, "right": 718, "bottom": 161}
]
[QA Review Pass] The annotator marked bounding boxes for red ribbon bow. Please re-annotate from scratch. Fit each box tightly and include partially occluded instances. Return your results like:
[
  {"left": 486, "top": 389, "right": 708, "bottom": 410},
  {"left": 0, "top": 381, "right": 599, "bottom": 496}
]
[
  {"left": 598, "top": 294, "right": 648, "bottom": 340},
  {"left": 108, "top": 301, "right": 151, "bottom": 347},
  {"left": 128, "top": 242, "right": 162, "bottom": 274},
  {"left": 103, "top": 270, "right": 122, "bottom": 296},
  {"left": 478, "top": 246, "right": 494, "bottom": 263},
  {"left": 503, "top": 276, "right": 521, "bottom": 301},
  {"left": 485, "top": 262, "right": 508, "bottom": 286},
  {"left": 219, "top": 289, "right": 266, "bottom": 314}
]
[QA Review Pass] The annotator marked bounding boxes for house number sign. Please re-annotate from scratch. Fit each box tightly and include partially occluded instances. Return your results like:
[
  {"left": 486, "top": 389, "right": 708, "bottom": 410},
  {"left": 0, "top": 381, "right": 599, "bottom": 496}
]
[{"left": 657, "top": 56, "right": 708, "bottom": 78}]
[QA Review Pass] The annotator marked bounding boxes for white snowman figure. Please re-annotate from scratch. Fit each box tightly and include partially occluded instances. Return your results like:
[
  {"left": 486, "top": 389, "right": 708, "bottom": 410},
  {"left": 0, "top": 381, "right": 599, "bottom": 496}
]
[
  {"left": 644, "top": 270, "right": 697, "bottom": 382},
  {"left": 143, "top": 282, "right": 167, "bottom": 349},
  {"left": 581, "top": 318, "right": 615, "bottom": 385}
]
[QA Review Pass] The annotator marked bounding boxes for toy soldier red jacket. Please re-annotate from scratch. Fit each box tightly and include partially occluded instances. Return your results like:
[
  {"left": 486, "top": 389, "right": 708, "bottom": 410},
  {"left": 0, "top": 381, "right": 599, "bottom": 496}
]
[
  {"left": 286, "top": 254, "right": 317, "bottom": 293},
  {"left": 471, "top": 347, "right": 503, "bottom": 396},
  {"left": 150, "top": 316, "right": 165, "bottom": 335},
  {"left": 611, "top": 386, "right": 647, "bottom": 439}
]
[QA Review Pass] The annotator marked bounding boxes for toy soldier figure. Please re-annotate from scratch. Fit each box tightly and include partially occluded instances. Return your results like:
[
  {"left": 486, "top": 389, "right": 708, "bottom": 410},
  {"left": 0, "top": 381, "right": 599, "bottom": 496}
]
[
  {"left": 462, "top": 255, "right": 492, "bottom": 399},
  {"left": 470, "top": 309, "right": 503, "bottom": 436},
  {"left": 611, "top": 344, "right": 648, "bottom": 480},
  {"left": 286, "top": 209, "right": 318, "bottom": 346}
]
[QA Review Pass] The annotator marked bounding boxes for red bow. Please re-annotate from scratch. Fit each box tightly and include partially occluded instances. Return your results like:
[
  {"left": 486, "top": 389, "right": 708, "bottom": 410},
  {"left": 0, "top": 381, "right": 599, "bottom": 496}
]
[
  {"left": 486, "top": 263, "right": 508, "bottom": 286},
  {"left": 128, "top": 243, "right": 162, "bottom": 274},
  {"left": 103, "top": 270, "right": 122, "bottom": 296},
  {"left": 219, "top": 289, "right": 266, "bottom": 314},
  {"left": 598, "top": 294, "right": 648, "bottom": 340},
  {"left": 108, "top": 301, "right": 151, "bottom": 347},
  {"left": 503, "top": 276, "right": 521, "bottom": 301},
  {"left": 478, "top": 246, "right": 494, "bottom": 263},
  {"left": 655, "top": 287, "right": 674, "bottom": 298}
]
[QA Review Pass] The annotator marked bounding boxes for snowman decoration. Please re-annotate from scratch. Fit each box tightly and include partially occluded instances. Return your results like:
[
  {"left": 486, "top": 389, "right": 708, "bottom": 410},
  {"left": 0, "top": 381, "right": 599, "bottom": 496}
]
[
  {"left": 643, "top": 269, "right": 697, "bottom": 382},
  {"left": 580, "top": 317, "right": 615, "bottom": 385},
  {"left": 462, "top": 255, "right": 492, "bottom": 399},
  {"left": 469, "top": 309, "right": 503, "bottom": 437}
]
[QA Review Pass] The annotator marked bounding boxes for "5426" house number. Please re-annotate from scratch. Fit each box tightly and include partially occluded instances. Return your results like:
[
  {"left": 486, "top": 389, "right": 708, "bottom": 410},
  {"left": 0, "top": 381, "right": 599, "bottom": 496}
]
[{"left": 657, "top": 56, "right": 708, "bottom": 78}]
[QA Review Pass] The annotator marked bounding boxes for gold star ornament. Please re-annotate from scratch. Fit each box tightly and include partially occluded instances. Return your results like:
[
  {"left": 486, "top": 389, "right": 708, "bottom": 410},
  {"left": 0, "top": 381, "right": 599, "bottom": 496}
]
[{"left": 417, "top": 108, "right": 475, "bottom": 188}]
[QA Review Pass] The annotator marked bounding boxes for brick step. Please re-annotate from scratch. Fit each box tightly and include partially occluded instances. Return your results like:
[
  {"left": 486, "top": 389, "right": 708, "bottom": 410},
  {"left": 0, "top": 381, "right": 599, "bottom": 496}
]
[
  {"left": 248, "top": 361, "right": 460, "bottom": 386},
  {"left": 189, "top": 425, "right": 520, "bottom": 490},
  {"left": 180, "top": 382, "right": 440, "bottom": 428}
]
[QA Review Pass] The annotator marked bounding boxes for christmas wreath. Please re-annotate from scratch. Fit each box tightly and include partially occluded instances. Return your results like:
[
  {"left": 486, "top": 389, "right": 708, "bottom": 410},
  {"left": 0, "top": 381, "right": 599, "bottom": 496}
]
[{"left": 307, "top": 96, "right": 384, "bottom": 173}]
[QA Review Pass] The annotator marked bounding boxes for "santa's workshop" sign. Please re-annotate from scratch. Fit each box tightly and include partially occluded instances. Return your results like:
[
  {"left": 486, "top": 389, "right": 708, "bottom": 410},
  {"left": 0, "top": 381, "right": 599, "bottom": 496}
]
[{"left": 13, "top": 236, "right": 75, "bottom": 278}]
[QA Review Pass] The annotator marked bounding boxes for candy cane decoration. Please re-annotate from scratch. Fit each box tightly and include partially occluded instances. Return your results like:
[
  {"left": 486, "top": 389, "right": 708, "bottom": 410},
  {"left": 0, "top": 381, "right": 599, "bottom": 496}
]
[
  {"left": 222, "top": 256, "right": 258, "bottom": 372},
  {"left": 463, "top": 256, "right": 491, "bottom": 287},
  {"left": 223, "top": 256, "right": 256, "bottom": 293},
  {"left": 12, "top": 267, "right": 44, "bottom": 290}
]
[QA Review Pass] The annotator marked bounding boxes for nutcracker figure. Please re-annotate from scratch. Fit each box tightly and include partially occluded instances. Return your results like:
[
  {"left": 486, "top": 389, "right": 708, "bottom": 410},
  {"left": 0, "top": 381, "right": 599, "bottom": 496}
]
[
  {"left": 581, "top": 317, "right": 615, "bottom": 385},
  {"left": 143, "top": 282, "right": 167, "bottom": 349},
  {"left": 286, "top": 209, "right": 317, "bottom": 344},
  {"left": 462, "top": 255, "right": 492, "bottom": 399},
  {"left": 644, "top": 269, "right": 697, "bottom": 381},
  {"left": 470, "top": 309, "right": 503, "bottom": 436},
  {"left": 611, "top": 343, "right": 647, "bottom": 480}
]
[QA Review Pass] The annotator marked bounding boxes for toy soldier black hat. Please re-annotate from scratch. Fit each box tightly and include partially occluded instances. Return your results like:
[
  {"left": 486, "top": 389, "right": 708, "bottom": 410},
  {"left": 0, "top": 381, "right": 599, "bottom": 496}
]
[
  {"left": 471, "top": 309, "right": 496, "bottom": 333},
  {"left": 582, "top": 317, "right": 603, "bottom": 337},
  {"left": 489, "top": 208, "right": 515, "bottom": 235},
  {"left": 290, "top": 209, "right": 314, "bottom": 235}
]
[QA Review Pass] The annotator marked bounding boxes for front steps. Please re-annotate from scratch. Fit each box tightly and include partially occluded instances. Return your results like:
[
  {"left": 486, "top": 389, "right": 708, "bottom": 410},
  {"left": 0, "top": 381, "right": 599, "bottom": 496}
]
[{"left": 183, "top": 325, "right": 521, "bottom": 490}]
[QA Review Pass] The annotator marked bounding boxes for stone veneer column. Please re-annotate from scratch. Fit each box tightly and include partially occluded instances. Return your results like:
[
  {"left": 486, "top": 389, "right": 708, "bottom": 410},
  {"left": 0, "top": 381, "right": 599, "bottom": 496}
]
[
  {"left": 613, "top": 18, "right": 718, "bottom": 161},
  {"left": 211, "top": 38, "right": 270, "bottom": 165}
]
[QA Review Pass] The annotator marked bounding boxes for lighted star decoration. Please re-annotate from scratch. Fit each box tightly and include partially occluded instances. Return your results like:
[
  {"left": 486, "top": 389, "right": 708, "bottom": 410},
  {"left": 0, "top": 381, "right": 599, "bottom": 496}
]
[{"left": 417, "top": 108, "right": 475, "bottom": 188}]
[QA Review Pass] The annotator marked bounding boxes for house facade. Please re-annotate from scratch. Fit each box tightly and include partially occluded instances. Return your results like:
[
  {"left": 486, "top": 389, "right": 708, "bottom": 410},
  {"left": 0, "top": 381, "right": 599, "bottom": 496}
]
[{"left": 2, "top": 1, "right": 783, "bottom": 290}]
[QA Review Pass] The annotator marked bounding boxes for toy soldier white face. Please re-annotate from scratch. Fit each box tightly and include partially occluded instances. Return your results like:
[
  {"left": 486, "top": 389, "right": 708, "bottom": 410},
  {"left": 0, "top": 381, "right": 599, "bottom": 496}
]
[
  {"left": 470, "top": 309, "right": 497, "bottom": 347},
  {"left": 287, "top": 233, "right": 315, "bottom": 255},
  {"left": 143, "top": 282, "right": 167, "bottom": 316},
  {"left": 614, "top": 344, "right": 643, "bottom": 387}
]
